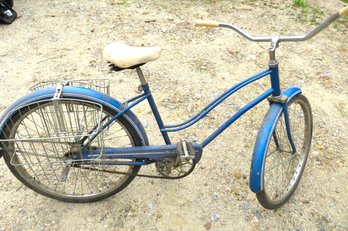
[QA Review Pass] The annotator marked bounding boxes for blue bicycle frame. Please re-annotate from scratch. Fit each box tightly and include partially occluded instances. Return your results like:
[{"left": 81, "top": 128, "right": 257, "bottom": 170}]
[{"left": 78, "top": 62, "right": 299, "bottom": 165}]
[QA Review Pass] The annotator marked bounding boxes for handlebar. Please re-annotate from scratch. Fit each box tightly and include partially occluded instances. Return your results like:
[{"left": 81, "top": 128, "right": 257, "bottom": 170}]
[
  {"left": 340, "top": 5, "right": 348, "bottom": 16},
  {"left": 195, "top": 6, "right": 348, "bottom": 43}
]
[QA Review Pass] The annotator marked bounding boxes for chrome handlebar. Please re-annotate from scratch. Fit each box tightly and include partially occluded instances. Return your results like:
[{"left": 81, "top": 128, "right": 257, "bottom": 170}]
[
  {"left": 219, "top": 12, "right": 340, "bottom": 43},
  {"left": 195, "top": 6, "right": 347, "bottom": 43},
  {"left": 217, "top": 23, "right": 271, "bottom": 42}
]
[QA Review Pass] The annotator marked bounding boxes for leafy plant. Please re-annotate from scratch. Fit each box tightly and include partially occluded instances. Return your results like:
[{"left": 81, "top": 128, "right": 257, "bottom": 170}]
[{"left": 341, "top": 0, "right": 348, "bottom": 3}]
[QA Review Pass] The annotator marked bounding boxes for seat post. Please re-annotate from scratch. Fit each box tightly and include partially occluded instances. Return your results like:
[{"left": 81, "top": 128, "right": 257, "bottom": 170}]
[
  {"left": 136, "top": 67, "right": 147, "bottom": 85},
  {"left": 135, "top": 66, "right": 172, "bottom": 144}
]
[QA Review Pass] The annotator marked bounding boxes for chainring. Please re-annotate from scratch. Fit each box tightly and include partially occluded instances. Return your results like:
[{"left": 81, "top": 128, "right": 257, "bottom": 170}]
[{"left": 155, "top": 157, "right": 195, "bottom": 178}]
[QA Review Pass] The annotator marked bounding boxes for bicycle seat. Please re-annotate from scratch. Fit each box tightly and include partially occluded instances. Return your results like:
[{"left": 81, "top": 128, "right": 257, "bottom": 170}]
[{"left": 102, "top": 43, "right": 161, "bottom": 69}]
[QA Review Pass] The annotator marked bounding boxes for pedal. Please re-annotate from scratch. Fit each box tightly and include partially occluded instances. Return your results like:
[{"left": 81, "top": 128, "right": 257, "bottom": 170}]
[{"left": 176, "top": 140, "right": 196, "bottom": 160}]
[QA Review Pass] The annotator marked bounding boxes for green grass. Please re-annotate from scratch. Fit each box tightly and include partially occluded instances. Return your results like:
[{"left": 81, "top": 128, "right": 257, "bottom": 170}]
[
  {"left": 291, "top": 0, "right": 325, "bottom": 24},
  {"left": 296, "top": 7, "right": 324, "bottom": 24},
  {"left": 109, "top": 0, "right": 127, "bottom": 5},
  {"left": 294, "top": 0, "right": 308, "bottom": 8},
  {"left": 341, "top": 0, "right": 348, "bottom": 3}
]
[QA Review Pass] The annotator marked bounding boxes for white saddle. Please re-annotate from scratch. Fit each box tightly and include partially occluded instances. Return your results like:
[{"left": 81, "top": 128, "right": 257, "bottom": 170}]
[{"left": 102, "top": 43, "right": 161, "bottom": 68}]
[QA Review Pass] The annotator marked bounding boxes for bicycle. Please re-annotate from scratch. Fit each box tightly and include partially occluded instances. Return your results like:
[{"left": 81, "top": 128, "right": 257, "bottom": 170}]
[{"left": 0, "top": 6, "right": 347, "bottom": 210}]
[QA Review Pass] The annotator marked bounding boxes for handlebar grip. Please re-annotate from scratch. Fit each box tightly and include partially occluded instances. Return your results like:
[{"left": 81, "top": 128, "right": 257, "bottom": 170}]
[
  {"left": 340, "top": 6, "right": 348, "bottom": 17},
  {"left": 194, "top": 20, "right": 220, "bottom": 27}
]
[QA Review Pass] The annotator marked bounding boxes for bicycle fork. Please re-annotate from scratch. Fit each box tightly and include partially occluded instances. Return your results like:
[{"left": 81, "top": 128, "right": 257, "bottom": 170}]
[
  {"left": 282, "top": 104, "right": 297, "bottom": 154},
  {"left": 268, "top": 36, "right": 296, "bottom": 155}
]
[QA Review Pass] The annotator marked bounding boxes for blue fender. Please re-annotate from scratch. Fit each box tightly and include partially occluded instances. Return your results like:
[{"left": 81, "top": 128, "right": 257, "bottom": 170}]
[
  {"left": 0, "top": 86, "right": 149, "bottom": 157},
  {"left": 249, "top": 87, "right": 302, "bottom": 193}
]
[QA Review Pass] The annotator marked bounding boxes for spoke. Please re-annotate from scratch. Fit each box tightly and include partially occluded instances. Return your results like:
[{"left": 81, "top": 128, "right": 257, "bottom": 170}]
[
  {"left": 263, "top": 97, "right": 311, "bottom": 203},
  {"left": 5, "top": 100, "right": 137, "bottom": 199}
]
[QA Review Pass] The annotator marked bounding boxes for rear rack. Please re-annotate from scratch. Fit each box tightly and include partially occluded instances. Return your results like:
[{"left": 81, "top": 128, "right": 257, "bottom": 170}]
[{"left": 30, "top": 79, "right": 110, "bottom": 95}]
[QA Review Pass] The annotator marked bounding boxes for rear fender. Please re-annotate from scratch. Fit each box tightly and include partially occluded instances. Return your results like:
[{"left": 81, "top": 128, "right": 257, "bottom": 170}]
[{"left": 249, "top": 87, "right": 302, "bottom": 193}]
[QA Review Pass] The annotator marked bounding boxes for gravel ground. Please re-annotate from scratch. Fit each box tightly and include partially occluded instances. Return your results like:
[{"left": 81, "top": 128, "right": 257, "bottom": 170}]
[{"left": 0, "top": 0, "right": 347, "bottom": 230}]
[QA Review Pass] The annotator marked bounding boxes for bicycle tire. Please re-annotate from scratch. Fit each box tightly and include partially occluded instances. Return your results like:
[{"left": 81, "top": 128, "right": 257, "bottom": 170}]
[
  {"left": 1, "top": 100, "right": 143, "bottom": 202},
  {"left": 256, "top": 94, "right": 313, "bottom": 209}
]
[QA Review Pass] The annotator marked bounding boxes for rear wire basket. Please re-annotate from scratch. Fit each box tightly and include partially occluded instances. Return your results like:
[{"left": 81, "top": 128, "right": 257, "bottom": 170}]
[
  {"left": 30, "top": 79, "right": 110, "bottom": 95},
  {"left": 0, "top": 98, "right": 107, "bottom": 167}
]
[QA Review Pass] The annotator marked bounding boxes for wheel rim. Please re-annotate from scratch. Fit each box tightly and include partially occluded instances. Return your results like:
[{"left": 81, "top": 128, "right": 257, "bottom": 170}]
[
  {"left": 263, "top": 98, "right": 311, "bottom": 203},
  {"left": 5, "top": 100, "right": 137, "bottom": 200}
]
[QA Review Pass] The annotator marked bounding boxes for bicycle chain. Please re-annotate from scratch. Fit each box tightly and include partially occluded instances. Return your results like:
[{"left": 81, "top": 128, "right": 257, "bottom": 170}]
[{"left": 78, "top": 165, "right": 195, "bottom": 180}]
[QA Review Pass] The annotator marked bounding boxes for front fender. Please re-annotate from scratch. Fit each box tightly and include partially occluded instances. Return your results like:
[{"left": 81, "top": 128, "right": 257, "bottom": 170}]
[
  {"left": 249, "top": 87, "right": 302, "bottom": 193},
  {"left": 0, "top": 86, "right": 149, "bottom": 157}
]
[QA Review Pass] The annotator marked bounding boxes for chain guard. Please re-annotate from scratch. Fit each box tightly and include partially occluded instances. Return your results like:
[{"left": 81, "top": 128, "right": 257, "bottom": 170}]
[
  {"left": 75, "top": 141, "right": 200, "bottom": 179},
  {"left": 77, "top": 159, "right": 195, "bottom": 180}
]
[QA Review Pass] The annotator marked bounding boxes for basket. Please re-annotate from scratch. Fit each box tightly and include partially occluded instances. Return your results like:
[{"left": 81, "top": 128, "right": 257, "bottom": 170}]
[
  {"left": 0, "top": 99, "right": 106, "bottom": 166},
  {"left": 30, "top": 79, "right": 110, "bottom": 95}
]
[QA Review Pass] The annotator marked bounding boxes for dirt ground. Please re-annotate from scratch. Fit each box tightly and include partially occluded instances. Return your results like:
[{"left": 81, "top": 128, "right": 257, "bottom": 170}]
[{"left": 0, "top": 0, "right": 347, "bottom": 230}]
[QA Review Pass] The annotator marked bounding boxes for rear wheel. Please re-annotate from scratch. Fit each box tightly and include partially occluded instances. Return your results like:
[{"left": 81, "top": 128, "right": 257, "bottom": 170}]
[
  {"left": 256, "top": 94, "right": 313, "bottom": 209},
  {"left": 2, "top": 100, "right": 144, "bottom": 202}
]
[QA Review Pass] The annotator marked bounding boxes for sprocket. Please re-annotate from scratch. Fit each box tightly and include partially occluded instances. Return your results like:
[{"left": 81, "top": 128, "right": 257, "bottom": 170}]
[{"left": 155, "top": 157, "right": 195, "bottom": 178}]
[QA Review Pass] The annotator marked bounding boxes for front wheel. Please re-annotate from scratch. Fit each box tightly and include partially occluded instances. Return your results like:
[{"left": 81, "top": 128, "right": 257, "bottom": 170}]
[
  {"left": 256, "top": 94, "right": 313, "bottom": 209},
  {"left": 1, "top": 99, "right": 144, "bottom": 202}
]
